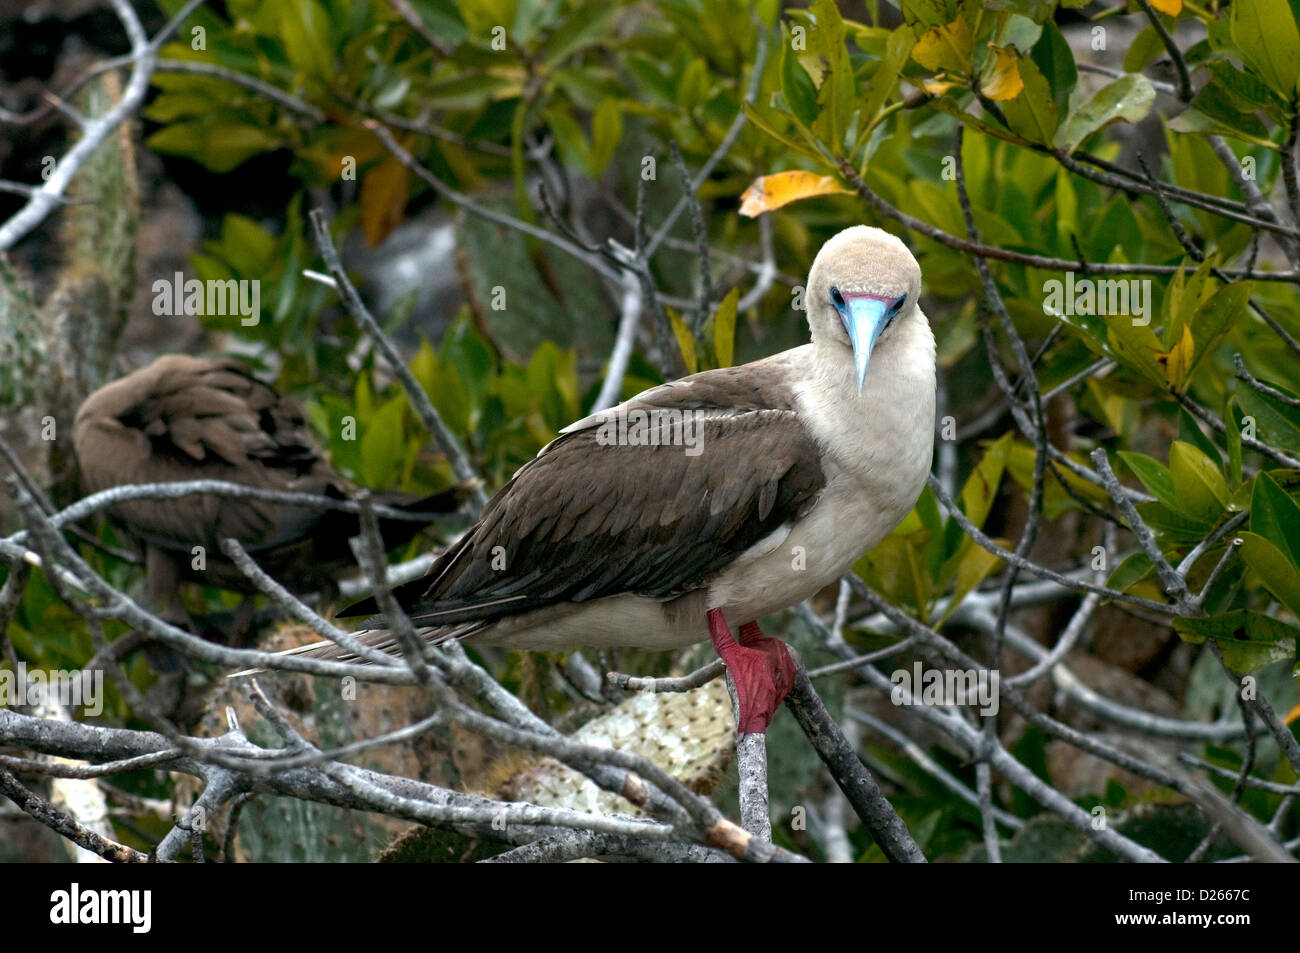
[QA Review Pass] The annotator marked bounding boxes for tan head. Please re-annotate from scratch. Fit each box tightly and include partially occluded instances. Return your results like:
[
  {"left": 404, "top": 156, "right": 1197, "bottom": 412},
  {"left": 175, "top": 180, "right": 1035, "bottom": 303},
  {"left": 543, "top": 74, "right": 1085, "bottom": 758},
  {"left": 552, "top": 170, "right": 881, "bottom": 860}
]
[{"left": 805, "top": 225, "right": 924, "bottom": 389}]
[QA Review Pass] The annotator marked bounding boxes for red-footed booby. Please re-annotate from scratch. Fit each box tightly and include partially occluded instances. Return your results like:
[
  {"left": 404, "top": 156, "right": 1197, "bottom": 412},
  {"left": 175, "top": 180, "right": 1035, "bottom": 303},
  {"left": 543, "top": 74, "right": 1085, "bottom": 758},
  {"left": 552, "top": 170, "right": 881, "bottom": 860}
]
[
  {"left": 72, "top": 354, "right": 468, "bottom": 638},
  {"left": 278, "top": 226, "right": 936, "bottom": 733}
]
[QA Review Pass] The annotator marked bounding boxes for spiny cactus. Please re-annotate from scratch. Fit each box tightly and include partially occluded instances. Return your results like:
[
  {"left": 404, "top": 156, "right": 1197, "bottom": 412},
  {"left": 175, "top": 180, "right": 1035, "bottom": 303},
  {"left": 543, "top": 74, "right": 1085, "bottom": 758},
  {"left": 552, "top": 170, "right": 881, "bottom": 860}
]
[
  {"left": 501, "top": 680, "right": 736, "bottom": 814},
  {"left": 0, "top": 255, "right": 42, "bottom": 410}
]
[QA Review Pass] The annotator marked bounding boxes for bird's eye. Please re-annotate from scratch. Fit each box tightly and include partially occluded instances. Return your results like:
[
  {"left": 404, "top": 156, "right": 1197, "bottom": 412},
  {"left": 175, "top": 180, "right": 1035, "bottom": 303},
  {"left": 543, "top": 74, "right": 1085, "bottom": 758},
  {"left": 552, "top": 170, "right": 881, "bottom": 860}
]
[
  {"left": 888, "top": 294, "right": 907, "bottom": 315},
  {"left": 830, "top": 286, "right": 845, "bottom": 309}
]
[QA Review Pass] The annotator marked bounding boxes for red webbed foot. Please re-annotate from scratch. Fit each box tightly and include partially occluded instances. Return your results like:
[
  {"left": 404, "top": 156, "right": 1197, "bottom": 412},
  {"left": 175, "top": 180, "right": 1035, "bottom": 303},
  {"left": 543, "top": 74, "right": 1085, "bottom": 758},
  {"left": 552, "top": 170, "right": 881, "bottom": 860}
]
[{"left": 708, "top": 609, "right": 796, "bottom": 734}]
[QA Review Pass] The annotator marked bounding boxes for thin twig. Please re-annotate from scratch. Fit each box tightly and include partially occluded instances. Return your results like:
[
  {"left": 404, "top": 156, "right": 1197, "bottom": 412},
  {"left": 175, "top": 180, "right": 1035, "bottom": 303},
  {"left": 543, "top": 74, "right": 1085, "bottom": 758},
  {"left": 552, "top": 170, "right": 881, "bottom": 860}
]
[{"left": 308, "top": 208, "right": 488, "bottom": 511}]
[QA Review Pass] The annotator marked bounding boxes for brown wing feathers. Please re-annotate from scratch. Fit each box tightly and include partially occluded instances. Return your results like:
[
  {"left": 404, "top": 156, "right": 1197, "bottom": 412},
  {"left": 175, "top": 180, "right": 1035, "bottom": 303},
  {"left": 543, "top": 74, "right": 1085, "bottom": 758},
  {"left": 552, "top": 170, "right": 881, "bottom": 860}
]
[
  {"left": 73, "top": 355, "right": 465, "bottom": 600},
  {"left": 348, "top": 402, "right": 825, "bottom": 629}
]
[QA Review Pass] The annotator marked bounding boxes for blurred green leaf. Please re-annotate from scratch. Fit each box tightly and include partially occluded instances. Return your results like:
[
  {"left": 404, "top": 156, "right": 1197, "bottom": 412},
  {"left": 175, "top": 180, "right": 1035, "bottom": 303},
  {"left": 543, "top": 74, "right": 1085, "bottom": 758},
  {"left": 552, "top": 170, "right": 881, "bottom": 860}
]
[
  {"left": 668, "top": 307, "right": 697, "bottom": 374},
  {"left": 711, "top": 287, "right": 738, "bottom": 368},
  {"left": 146, "top": 122, "right": 282, "bottom": 173},
  {"left": 781, "top": 38, "right": 820, "bottom": 128},
  {"left": 360, "top": 395, "right": 407, "bottom": 488},
  {"left": 1031, "top": 19, "right": 1076, "bottom": 117},
  {"left": 1054, "top": 75, "right": 1155, "bottom": 154}
]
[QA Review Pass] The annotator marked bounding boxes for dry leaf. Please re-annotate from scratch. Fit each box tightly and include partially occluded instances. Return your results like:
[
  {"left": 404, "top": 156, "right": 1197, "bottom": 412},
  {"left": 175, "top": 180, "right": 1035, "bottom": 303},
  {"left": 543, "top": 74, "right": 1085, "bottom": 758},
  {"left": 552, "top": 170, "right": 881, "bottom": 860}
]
[
  {"left": 981, "top": 46, "right": 1024, "bottom": 101},
  {"left": 920, "top": 74, "right": 961, "bottom": 94},
  {"left": 912, "top": 16, "right": 973, "bottom": 73},
  {"left": 360, "top": 156, "right": 412, "bottom": 246},
  {"left": 1156, "top": 323, "right": 1195, "bottom": 391},
  {"left": 739, "top": 170, "right": 851, "bottom": 217}
]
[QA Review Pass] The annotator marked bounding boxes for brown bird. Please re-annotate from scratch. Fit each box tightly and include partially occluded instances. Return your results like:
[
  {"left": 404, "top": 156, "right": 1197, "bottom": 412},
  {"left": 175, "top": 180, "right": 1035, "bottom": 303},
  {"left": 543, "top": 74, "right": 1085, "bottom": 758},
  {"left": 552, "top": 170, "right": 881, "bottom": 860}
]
[
  {"left": 72, "top": 354, "right": 469, "bottom": 641},
  {"left": 274, "top": 227, "right": 936, "bottom": 735}
]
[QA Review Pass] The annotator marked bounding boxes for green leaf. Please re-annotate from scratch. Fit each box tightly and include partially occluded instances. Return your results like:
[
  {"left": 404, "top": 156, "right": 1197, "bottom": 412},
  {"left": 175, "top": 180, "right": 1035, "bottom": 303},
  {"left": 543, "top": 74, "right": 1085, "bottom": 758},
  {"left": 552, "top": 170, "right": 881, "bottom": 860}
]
[
  {"left": 1167, "top": 105, "right": 1280, "bottom": 149},
  {"left": 810, "top": 0, "right": 854, "bottom": 151},
  {"left": 1138, "top": 500, "right": 1215, "bottom": 540},
  {"left": 1237, "top": 531, "right": 1300, "bottom": 618},
  {"left": 589, "top": 98, "right": 623, "bottom": 175},
  {"left": 1250, "top": 472, "right": 1300, "bottom": 570},
  {"left": 410, "top": 337, "right": 439, "bottom": 400},
  {"left": 1230, "top": 0, "right": 1300, "bottom": 97},
  {"left": 711, "top": 287, "right": 738, "bottom": 369},
  {"left": 959, "top": 431, "right": 1013, "bottom": 530},
  {"left": 1225, "top": 398, "right": 1244, "bottom": 490},
  {"left": 1118, "top": 450, "right": 1178, "bottom": 509},
  {"left": 544, "top": 106, "right": 591, "bottom": 175},
  {"left": 936, "top": 543, "right": 1002, "bottom": 626},
  {"left": 991, "top": 13, "right": 1042, "bottom": 56},
  {"left": 360, "top": 395, "right": 407, "bottom": 489},
  {"left": 1179, "top": 408, "right": 1223, "bottom": 467},
  {"left": 675, "top": 58, "right": 709, "bottom": 110},
  {"left": 1053, "top": 168, "right": 1077, "bottom": 244},
  {"left": 146, "top": 122, "right": 281, "bottom": 174},
  {"left": 405, "top": 0, "right": 469, "bottom": 44},
  {"left": 441, "top": 320, "right": 495, "bottom": 424},
  {"left": 861, "top": 27, "right": 915, "bottom": 130},
  {"left": 1184, "top": 81, "right": 1272, "bottom": 143},
  {"left": 1000, "top": 56, "right": 1059, "bottom": 144},
  {"left": 1187, "top": 280, "right": 1251, "bottom": 380},
  {"left": 1234, "top": 379, "right": 1300, "bottom": 453},
  {"left": 1170, "top": 440, "right": 1230, "bottom": 521},
  {"left": 857, "top": 535, "right": 930, "bottom": 612},
  {"left": 1106, "top": 319, "right": 1166, "bottom": 385},
  {"left": 1175, "top": 610, "right": 1299, "bottom": 673},
  {"left": 781, "top": 40, "right": 820, "bottom": 127},
  {"left": 900, "top": 0, "right": 957, "bottom": 29},
  {"left": 1031, "top": 19, "right": 1077, "bottom": 118},
  {"left": 1123, "top": 25, "right": 1165, "bottom": 74},
  {"left": 1206, "top": 61, "right": 1289, "bottom": 115},
  {"left": 279, "top": 0, "right": 335, "bottom": 78},
  {"left": 540, "top": 5, "right": 617, "bottom": 67},
  {"left": 741, "top": 102, "right": 820, "bottom": 158},
  {"left": 1108, "top": 551, "right": 1155, "bottom": 593},
  {"left": 1053, "top": 74, "right": 1155, "bottom": 153}
]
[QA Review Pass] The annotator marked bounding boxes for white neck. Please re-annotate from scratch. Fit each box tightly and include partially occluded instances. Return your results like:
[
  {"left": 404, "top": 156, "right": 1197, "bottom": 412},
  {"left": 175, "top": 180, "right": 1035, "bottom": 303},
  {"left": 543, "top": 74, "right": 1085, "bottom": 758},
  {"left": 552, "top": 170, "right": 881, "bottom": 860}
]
[{"left": 796, "top": 308, "right": 937, "bottom": 486}]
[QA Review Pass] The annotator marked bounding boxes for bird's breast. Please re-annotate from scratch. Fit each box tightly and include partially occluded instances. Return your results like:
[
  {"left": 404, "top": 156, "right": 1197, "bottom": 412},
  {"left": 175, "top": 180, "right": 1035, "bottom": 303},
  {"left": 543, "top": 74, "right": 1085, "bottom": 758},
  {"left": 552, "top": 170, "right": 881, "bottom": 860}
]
[{"left": 708, "top": 332, "right": 935, "bottom": 623}]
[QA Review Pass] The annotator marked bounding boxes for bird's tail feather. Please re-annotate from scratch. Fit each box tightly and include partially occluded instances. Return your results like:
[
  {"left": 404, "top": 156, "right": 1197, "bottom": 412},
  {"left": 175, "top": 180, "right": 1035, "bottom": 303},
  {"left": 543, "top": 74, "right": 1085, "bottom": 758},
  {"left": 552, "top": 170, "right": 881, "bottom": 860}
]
[{"left": 226, "top": 622, "right": 481, "bottom": 678}]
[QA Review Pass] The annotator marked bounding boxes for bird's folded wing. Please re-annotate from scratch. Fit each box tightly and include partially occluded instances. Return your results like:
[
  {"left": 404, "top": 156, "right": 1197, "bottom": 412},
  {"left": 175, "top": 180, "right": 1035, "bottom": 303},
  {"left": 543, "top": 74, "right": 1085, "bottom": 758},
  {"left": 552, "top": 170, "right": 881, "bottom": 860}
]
[
  {"left": 74, "top": 356, "right": 340, "bottom": 553},
  {"left": 348, "top": 392, "right": 826, "bottom": 630}
]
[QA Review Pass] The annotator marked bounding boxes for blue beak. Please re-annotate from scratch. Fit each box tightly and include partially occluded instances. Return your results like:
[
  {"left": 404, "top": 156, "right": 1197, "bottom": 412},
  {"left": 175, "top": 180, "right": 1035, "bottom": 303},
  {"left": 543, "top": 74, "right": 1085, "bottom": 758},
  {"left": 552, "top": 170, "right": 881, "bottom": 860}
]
[{"left": 842, "top": 295, "right": 890, "bottom": 391}]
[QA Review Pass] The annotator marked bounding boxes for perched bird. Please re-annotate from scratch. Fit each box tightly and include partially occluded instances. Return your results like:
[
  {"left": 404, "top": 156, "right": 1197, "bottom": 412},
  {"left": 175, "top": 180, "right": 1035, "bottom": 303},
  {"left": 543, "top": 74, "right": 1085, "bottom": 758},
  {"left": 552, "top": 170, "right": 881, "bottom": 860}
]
[
  {"left": 279, "top": 226, "right": 936, "bottom": 733},
  {"left": 72, "top": 354, "right": 468, "bottom": 640}
]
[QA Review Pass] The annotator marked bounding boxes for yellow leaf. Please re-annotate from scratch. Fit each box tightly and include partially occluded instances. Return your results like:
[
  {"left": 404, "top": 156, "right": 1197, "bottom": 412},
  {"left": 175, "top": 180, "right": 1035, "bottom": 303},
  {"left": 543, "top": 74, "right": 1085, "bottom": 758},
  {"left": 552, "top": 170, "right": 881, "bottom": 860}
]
[
  {"left": 667, "top": 307, "right": 697, "bottom": 374},
  {"left": 1285, "top": 701, "right": 1300, "bottom": 725},
  {"left": 912, "top": 17, "right": 972, "bottom": 73},
  {"left": 738, "top": 170, "right": 851, "bottom": 217},
  {"left": 937, "top": 541, "right": 1002, "bottom": 627},
  {"left": 1156, "top": 323, "right": 1195, "bottom": 391},
  {"left": 1149, "top": 0, "right": 1182, "bottom": 14},
  {"left": 981, "top": 46, "right": 1024, "bottom": 101},
  {"left": 920, "top": 73, "right": 961, "bottom": 94}
]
